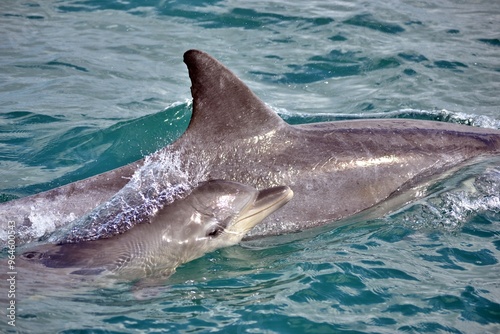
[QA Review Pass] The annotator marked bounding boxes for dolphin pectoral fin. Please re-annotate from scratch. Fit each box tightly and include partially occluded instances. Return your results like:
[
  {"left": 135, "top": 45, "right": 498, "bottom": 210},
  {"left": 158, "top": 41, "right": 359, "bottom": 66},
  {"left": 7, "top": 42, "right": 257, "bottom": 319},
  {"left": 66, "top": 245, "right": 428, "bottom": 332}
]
[
  {"left": 22, "top": 242, "right": 108, "bottom": 269},
  {"left": 182, "top": 50, "right": 287, "bottom": 143},
  {"left": 134, "top": 277, "right": 170, "bottom": 289},
  {"left": 130, "top": 275, "right": 173, "bottom": 300},
  {"left": 70, "top": 268, "right": 106, "bottom": 276},
  {"left": 131, "top": 283, "right": 170, "bottom": 300}
]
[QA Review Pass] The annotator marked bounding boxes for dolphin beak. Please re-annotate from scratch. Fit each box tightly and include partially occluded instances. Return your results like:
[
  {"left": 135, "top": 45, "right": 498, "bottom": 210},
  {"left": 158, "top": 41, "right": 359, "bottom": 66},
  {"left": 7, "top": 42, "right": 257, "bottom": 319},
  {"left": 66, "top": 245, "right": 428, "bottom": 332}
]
[{"left": 233, "top": 186, "right": 294, "bottom": 234}]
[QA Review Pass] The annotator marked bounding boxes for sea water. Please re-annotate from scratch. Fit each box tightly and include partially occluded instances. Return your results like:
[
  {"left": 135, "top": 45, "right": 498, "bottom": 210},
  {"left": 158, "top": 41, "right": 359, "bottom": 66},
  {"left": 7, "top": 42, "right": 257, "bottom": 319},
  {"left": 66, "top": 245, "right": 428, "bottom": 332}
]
[{"left": 1, "top": 0, "right": 499, "bottom": 333}]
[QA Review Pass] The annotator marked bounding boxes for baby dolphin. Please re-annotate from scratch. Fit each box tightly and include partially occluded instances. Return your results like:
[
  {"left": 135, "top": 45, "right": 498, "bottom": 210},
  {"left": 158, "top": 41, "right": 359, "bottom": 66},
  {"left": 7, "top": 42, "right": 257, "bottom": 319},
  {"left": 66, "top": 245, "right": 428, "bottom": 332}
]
[{"left": 21, "top": 180, "right": 293, "bottom": 284}]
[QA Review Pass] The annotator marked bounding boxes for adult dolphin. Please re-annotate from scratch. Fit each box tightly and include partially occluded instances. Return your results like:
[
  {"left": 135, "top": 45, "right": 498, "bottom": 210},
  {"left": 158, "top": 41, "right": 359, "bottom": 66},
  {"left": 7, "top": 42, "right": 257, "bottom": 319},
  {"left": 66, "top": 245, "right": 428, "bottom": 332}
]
[{"left": 1, "top": 49, "right": 499, "bottom": 244}]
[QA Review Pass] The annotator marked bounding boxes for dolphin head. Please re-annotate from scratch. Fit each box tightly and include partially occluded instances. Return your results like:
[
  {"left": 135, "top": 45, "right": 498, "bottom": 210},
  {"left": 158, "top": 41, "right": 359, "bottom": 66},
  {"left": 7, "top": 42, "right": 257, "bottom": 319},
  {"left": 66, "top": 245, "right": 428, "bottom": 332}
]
[
  {"left": 195, "top": 180, "right": 294, "bottom": 244},
  {"left": 155, "top": 180, "right": 293, "bottom": 263}
]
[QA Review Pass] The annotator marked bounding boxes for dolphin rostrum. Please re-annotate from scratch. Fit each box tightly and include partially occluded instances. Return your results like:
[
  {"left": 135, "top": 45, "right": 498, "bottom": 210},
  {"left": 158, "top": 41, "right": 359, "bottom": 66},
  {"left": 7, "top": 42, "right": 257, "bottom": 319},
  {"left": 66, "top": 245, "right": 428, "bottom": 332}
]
[
  {"left": 21, "top": 180, "right": 293, "bottom": 283},
  {"left": 2, "top": 49, "right": 499, "bottom": 244}
]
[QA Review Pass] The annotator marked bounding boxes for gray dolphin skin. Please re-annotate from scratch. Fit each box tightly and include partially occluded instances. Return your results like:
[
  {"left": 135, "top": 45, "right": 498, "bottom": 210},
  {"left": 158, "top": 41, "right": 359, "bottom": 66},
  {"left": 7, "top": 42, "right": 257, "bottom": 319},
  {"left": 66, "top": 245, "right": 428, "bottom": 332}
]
[
  {"left": 21, "top": 180, "right": 293, "bottom": 282},
  {"left": 2, "top": 49, "right": 500, "bottom": 244}
]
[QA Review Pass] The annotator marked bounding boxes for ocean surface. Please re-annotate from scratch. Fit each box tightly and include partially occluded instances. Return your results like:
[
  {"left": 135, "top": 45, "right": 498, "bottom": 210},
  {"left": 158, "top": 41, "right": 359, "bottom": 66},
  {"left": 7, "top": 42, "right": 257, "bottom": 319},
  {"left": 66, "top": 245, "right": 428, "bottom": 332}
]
[{"left": 1, "top": 0, "right": 500, "bottom": 333}]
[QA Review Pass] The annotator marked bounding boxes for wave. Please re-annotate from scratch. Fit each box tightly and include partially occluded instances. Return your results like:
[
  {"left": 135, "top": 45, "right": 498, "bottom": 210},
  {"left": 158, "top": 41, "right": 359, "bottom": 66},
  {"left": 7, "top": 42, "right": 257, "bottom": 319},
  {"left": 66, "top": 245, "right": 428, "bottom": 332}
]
[{"left": 276, "top": 107, "right": 500, "bottom": 129}]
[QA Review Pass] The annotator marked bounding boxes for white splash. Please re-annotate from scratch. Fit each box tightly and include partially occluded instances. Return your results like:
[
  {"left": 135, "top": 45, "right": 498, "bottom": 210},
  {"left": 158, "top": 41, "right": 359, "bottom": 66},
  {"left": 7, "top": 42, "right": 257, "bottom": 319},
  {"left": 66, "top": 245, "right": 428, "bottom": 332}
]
[
  {"left": 53, "top": 147, "right": 208, "bottom": 243},
  {"left": 396, "top": 166, "right": 500, "bottom": 231}
]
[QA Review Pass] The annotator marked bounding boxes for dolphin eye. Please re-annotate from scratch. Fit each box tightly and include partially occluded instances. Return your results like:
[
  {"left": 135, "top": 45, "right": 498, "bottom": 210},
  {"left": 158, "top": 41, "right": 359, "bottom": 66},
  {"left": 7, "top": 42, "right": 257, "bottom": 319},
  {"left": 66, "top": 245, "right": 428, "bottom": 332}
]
[{"left": 206, "top": 225, "right": 223, "bottom": 238}]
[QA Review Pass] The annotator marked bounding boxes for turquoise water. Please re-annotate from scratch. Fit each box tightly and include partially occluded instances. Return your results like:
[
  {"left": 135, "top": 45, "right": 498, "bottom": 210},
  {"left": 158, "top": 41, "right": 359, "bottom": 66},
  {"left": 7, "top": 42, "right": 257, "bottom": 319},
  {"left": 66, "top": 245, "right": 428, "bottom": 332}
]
[{"left": 1, "top": 0, "right": 500, "bottom": 333}]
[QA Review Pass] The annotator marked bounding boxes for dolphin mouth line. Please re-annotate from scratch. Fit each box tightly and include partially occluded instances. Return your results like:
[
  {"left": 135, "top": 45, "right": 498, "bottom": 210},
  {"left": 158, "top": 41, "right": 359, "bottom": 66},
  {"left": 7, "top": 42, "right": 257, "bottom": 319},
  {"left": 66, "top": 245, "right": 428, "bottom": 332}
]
[{"left": 232, "top": 186, "right": 294, "bottom": 233}]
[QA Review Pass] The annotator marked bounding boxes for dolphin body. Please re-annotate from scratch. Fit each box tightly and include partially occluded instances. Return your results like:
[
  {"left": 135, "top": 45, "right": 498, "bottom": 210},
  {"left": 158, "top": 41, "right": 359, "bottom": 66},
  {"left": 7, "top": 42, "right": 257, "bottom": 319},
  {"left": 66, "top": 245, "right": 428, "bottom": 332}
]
[
  {"left": 20, "top": 180, "right": 292, "bottom": 283},
  {"left": 2, "top": 49, "right": 500, "bottom": 244}
]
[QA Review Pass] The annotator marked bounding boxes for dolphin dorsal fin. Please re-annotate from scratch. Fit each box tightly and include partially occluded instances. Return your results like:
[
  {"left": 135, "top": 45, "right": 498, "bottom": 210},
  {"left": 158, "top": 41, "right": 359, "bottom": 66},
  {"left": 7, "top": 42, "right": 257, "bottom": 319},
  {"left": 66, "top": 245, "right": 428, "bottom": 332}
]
[{"left": 183, "top": 50, "right": 286, "bottom": 142}]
